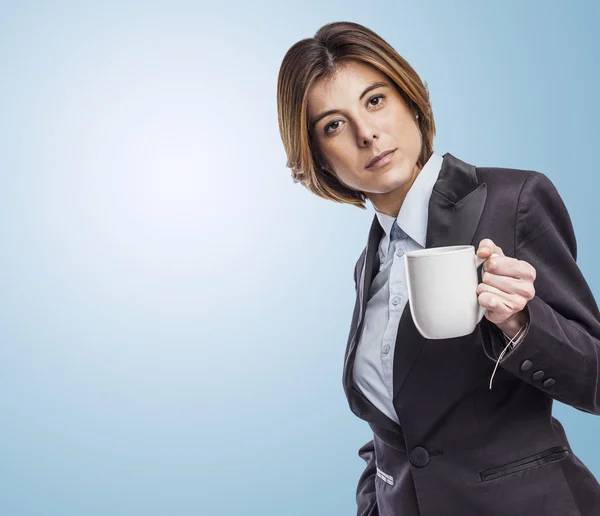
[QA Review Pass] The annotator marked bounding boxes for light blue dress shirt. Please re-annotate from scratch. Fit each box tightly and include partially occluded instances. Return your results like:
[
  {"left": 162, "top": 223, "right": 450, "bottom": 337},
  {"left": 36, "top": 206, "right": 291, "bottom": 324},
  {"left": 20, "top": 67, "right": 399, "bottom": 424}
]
[{"left": 352, "top": 151, "right": 528, "bottom": 425}]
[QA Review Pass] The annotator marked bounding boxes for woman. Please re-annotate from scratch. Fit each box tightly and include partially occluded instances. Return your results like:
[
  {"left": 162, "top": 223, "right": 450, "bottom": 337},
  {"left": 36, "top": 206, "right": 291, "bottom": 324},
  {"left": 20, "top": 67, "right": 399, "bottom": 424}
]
[{"left": 276, "top": 21, "right": 600, "bottom": 516}]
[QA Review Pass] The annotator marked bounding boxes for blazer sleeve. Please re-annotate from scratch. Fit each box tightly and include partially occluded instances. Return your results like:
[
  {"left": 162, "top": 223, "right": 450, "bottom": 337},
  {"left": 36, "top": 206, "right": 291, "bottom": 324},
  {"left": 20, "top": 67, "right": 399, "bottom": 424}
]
[
  {"left": 356, "top": 438, "right": 379, "bottom": 516},
  {"left": 351, "top": 252, "right": 378, "bottom": 516},
  {"left": 481, "top": 171, "right": 600, "bottom": 415}
]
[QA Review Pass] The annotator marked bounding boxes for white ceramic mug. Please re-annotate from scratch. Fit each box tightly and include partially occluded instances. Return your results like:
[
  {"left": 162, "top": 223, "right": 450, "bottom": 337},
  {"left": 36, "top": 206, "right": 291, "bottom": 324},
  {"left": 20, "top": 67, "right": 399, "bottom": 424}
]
[{"left": 404, "top": 245, "right": 499, "bottom": 339}]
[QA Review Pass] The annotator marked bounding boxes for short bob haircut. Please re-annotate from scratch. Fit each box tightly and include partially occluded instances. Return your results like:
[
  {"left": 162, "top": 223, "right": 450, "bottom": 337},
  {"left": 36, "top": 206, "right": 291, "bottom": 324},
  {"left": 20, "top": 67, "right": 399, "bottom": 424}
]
[{"left": 277, "top": 21, "right": 436, "bottom": 210}]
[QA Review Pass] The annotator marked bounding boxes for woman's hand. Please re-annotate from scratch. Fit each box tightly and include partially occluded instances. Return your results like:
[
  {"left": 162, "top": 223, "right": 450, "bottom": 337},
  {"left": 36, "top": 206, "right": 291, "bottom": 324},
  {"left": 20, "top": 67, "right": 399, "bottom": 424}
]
[{"left": 475, "top": 238, "right": 536, "bottom": 335}]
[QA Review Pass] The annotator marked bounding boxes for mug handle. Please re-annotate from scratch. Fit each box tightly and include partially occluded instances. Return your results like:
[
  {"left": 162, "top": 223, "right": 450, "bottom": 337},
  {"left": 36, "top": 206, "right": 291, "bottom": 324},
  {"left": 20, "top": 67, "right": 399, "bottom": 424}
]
[{"left": 475, "top": 252, "right": 500, "bottom": 323}]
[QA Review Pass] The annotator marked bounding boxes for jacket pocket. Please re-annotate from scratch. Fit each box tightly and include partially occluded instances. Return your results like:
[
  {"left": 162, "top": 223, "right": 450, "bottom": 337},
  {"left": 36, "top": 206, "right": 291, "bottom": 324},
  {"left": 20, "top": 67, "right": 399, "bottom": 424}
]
[
  {"left": 375, "top": 465, "right": 394, "bottom": 486},
  {"left": 480, "top": 445, "right": 569, "bottom": 482}
]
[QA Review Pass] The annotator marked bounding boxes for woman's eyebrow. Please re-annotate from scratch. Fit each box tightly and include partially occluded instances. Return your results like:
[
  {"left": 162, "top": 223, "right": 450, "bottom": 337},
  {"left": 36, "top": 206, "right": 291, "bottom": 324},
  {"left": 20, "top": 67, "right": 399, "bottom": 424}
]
[
  {"left": 359, "top": 81, "right": 389, "bottom": 100},
  {"left": 309, "top": 81, "right": 390, "bottom": 129}
]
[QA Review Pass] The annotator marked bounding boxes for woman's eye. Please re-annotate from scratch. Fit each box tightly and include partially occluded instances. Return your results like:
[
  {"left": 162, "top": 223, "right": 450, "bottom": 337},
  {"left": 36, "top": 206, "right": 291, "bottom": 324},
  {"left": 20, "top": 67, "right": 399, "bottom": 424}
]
[
  {"left": 324, "top": 120, "right": 342, "bottom": 134},
  {"left": 368, "top": 94, "right": 385, "bottom": 107}
]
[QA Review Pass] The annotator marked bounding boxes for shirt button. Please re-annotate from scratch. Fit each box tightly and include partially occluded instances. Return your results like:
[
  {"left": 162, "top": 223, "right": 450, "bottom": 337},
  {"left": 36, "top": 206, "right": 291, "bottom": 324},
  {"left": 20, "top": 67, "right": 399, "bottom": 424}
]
[
  {"left": 396, "top": 248, "right": 404, "bottom": 257},
  {"left": 392, "top": 296, "right": 400, "bottom": 306},
  {"left": 382, "top": 344, "right": 390, "bottom": 354}
]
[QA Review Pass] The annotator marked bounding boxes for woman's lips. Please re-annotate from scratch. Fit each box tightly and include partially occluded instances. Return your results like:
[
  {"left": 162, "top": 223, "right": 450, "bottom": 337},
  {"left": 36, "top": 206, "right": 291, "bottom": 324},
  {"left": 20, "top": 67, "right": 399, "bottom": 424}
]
[{"left": 367, "top": 149, "right": 396, "bottom": 169}]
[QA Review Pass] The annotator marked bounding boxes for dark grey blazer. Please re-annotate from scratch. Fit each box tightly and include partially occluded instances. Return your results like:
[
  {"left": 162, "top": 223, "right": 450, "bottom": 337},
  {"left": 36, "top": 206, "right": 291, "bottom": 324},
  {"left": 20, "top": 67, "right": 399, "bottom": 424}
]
[{"left": 344, "top": 153, "right": 600, "bottom": 516}]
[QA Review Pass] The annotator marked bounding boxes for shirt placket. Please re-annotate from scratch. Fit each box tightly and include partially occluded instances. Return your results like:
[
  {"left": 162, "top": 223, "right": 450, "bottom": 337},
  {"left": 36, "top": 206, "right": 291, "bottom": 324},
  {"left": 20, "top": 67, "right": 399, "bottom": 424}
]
[{"left": 381, "top": 234, "right": 407, "bottom": 395}]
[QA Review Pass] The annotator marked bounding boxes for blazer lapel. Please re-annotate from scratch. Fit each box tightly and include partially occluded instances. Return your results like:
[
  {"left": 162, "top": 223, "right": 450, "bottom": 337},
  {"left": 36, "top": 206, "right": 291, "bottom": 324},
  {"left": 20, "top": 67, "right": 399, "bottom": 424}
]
[{"left": 343, "top": 152, "right": 488, "bottom": 429}]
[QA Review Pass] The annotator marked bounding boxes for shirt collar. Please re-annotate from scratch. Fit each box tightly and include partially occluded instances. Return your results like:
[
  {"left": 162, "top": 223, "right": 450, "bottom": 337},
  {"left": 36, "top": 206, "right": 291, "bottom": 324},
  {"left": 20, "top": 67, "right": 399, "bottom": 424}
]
[{"left": 375, "top": 151, "right": 444, "bottom": 248}]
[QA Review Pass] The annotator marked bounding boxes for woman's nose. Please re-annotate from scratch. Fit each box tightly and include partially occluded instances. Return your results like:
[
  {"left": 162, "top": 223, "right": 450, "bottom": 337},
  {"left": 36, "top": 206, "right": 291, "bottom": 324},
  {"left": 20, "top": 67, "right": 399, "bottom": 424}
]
[{"left": 355, "top": 119, "right": 379, "bottom": 147}]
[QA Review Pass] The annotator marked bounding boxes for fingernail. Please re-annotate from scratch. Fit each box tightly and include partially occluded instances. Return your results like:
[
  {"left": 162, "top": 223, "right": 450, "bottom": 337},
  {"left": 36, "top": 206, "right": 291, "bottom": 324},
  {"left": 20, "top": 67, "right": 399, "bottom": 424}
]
[{"left": 479, "top": 247, "right": 489, "bottom": 254}]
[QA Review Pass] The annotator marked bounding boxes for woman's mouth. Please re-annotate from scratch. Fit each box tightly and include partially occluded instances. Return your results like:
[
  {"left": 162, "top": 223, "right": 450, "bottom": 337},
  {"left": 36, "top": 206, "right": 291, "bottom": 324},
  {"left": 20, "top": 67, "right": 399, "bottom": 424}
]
[{"left": 366, "top": 149, "right": 396, "bottom": 169}]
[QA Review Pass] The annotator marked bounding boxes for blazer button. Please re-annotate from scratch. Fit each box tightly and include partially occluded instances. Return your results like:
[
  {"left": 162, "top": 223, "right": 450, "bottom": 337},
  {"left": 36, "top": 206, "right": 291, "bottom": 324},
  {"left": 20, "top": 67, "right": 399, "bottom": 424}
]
[
  {"left": 543, "top": 378, "right": 556, "bottom": 388},
  {"left": 532, "top": 370, "right": 545, "bottom": 381},
  {"left": 520, "top": 360, "right": 533, "bottom": 371},
  {"left": 409, "top": 446, "right": 430, "bottom": 467}
]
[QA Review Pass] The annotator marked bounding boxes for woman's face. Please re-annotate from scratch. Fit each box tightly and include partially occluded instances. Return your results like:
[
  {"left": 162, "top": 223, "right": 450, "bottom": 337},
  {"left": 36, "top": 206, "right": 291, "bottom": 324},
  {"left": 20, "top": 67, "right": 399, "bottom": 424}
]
[{"left": 307, "top": 60, "right": 423, "bottom": 215}]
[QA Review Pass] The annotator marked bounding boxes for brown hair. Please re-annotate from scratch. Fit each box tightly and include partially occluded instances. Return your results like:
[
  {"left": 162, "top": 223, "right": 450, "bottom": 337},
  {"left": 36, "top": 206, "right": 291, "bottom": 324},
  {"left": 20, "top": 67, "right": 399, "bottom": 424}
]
[{"left": 277, "top": 21, "right": 436, "bottom": 210}]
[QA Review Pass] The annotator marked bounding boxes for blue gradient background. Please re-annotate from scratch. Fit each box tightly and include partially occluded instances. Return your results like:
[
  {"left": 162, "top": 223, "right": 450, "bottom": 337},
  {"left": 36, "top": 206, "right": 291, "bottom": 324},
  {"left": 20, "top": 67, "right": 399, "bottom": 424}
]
[{"left": 1, "top": 1, "right": 599, "bottom": 514}]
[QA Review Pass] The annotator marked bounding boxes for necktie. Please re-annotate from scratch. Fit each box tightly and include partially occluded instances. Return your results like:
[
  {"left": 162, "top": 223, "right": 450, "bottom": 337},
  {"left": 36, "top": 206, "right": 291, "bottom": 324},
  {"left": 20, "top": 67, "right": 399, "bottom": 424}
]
[
  {"left": 390, "top": 221, "right": 404, "bottom": 242},
  {"left": 387, "top": 221, "right": 405, "bottom": 258}
]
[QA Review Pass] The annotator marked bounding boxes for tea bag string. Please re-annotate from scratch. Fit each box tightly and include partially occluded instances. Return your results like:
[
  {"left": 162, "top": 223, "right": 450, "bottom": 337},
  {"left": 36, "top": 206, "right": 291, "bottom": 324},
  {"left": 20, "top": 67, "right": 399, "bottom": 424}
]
[{"left": 489, "top": 324, "right": 526, "bottom": 389}]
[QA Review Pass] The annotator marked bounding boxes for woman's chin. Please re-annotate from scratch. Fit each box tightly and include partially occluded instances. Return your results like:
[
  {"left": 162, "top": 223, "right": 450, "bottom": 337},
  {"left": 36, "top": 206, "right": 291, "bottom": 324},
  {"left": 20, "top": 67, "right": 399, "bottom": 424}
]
[{"left": 370, "top": 169, "right": 412, "bottom": 192}]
